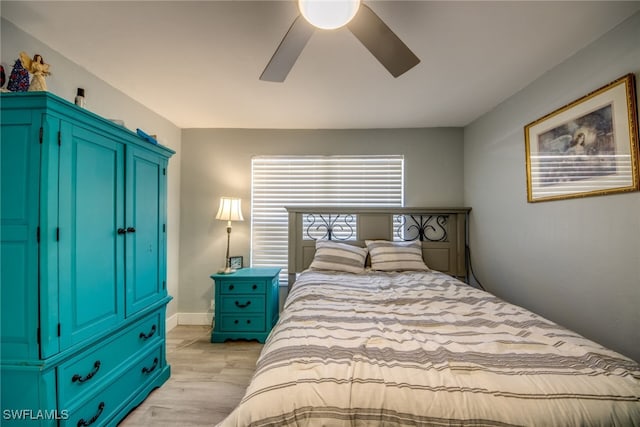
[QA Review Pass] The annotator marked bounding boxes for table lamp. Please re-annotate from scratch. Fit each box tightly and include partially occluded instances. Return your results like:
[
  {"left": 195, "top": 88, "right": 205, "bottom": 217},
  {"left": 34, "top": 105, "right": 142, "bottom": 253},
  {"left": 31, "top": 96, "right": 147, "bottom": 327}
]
[{"left": 215, "top": 197, "right": 244, "bottom": 273}]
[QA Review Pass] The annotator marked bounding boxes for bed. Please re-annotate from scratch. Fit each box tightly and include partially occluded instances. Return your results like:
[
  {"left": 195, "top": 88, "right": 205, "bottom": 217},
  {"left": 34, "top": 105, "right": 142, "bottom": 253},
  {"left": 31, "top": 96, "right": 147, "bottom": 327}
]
[{"left": 217, "top": 207, "right": 640, "bottom": 426}]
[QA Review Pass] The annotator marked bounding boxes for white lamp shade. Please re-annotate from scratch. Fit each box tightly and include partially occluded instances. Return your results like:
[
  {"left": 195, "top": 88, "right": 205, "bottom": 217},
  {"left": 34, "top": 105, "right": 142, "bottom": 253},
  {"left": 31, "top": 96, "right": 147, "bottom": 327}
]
[
  {"left": 215, "top": 197, "right": 244, "bottom": 222},
  {"left": 299, "top": 0, "right": 361, "bottom": 30}
]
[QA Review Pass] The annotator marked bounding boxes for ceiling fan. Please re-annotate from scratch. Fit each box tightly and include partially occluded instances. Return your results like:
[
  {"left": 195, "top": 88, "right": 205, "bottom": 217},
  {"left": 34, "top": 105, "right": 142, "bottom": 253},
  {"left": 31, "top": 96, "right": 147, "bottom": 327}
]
[{"left": 260, "top": 0, "right": 420, "bottom": 82}]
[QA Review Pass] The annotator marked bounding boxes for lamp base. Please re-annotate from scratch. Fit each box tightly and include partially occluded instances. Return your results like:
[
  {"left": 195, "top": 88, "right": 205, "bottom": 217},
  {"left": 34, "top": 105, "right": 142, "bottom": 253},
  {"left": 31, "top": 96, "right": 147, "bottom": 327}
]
[{"left": 217, "top": 267, "right": 236, "bottom": 274}]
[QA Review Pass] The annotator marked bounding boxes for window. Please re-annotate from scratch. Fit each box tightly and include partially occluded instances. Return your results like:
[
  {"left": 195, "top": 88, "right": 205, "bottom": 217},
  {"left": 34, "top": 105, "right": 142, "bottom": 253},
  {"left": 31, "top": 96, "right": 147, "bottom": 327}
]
[{"left": 251, "top": 155, "right": 404, "bottom": 284}]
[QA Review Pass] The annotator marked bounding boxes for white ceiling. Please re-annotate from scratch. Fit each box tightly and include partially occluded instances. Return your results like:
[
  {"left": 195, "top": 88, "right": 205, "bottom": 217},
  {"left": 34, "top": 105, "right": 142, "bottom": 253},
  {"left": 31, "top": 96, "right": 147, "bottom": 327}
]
[{"left": 2, "top": 1, "right": 639, "bottom": 129}]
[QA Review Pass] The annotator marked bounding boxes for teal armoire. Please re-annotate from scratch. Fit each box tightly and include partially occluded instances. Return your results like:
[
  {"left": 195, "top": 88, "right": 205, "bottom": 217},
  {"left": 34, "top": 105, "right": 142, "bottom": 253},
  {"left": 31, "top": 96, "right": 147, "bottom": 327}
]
[{"left": 1, "top": 92, "right": 174, "bottom": 426}]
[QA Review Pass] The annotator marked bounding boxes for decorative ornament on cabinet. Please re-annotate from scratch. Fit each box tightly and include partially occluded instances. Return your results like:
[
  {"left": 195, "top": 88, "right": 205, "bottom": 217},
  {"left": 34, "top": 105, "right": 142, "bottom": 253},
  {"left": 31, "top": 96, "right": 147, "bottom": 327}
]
[
  {"left": 19, "top": 51, "right": 51, "bottom": 92},
  {"left": 0, "top": 65, "right": 6, "bottom": 92},
  {"left": 75, "top": 87, "right": 86, "bottom": 108},
  {"left": 6, "top": 58, "right": 29, "bottom": 92}
]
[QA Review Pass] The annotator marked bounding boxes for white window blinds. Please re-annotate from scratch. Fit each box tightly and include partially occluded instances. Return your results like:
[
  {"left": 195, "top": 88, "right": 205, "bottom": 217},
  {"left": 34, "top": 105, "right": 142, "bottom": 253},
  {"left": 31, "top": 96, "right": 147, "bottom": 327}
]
[{"left": 251, "top": 155, "right": 404, "bottom": 283}]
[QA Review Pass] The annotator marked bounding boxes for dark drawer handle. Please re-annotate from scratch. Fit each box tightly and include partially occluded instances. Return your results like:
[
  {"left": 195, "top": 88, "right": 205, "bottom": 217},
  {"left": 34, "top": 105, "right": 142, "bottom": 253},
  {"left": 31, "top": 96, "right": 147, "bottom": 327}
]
[
  {"left": 127, "top": 227, "right": 136, "bottom": 233},
  {"left": 117, "top": 228, "right": 127, "bottom": 235},
  {"left": 139, "top": 324, "right": 157, "bottom": 340},
  {"left": 252, "top": 284, "right": 257, "bottom": 290},
  {"left": 233, "top": 319, "right": 251, "bottom": 324},
  {"left": 77, "top": 402, "right": 105, "bottom": 427},
  {"left": 72, "top": 361, "right": 101, "bottom": 383},
  {"left": 235, "top": 300, "right": 251, "bottom": 308},
  {"left": 228, "top": 284, "right": 234, "bottom": 291},
  {"left": 142, "top": 357, "right": 159, "bottom": 375}
]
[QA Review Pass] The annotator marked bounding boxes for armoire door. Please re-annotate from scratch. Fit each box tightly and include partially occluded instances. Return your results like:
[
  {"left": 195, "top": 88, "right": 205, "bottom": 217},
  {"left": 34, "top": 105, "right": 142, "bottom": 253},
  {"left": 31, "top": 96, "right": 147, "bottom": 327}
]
[
  {"left": 125, "top": 146, "right": 167, "bottom": 315},
  {"left": 0, "top": 109, "right": 42, "bottom": 360},
  {"left": 58, "top": 123, "right": 126, "bottom": 351}
]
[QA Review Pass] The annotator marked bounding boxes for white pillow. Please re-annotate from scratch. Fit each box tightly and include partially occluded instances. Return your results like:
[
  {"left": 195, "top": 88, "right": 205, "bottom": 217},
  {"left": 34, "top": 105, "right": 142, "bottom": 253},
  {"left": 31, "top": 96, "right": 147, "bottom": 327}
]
[
  {"left": 365, "top": 240, "right": 429, "bottom": 271},
  {"left": 309, "top": 240, "right": 368, "bottom": 274}
]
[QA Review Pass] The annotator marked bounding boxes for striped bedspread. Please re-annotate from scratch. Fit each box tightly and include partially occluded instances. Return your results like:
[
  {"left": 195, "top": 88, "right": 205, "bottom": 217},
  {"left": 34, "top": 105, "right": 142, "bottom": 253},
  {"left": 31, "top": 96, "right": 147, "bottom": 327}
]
[{"left": 218, "top": 270, "right": 640, "bottom": 426}]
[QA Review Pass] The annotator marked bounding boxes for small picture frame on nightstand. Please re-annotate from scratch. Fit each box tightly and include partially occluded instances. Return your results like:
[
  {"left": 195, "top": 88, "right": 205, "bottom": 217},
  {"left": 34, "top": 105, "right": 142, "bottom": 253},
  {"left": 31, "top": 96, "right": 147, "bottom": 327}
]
[{"left": 229, "top": 256, "right": 243, "bottom": 270}]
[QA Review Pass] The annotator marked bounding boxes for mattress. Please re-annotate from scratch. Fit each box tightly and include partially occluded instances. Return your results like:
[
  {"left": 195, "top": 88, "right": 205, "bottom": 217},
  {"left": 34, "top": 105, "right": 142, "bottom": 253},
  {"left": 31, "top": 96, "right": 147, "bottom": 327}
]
[{"left": 217, "top": 269, "right": 640, "bottom": 426}]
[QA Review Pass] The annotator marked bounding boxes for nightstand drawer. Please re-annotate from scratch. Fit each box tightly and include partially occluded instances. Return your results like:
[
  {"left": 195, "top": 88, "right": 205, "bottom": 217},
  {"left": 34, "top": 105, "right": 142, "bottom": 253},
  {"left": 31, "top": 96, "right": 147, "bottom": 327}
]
[
  {"left": 220, "top": 280, "right": 266, "bottom": 294},
  {"left": 220, "top": 315, "right": 265, "bottom": 332},
  {"left": 220, "top": 295, "right": 265, "bottom": 314}
]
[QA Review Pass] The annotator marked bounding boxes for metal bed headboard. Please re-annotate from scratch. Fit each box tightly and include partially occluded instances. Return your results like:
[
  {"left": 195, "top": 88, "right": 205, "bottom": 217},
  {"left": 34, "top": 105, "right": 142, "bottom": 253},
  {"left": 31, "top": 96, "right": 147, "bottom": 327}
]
[{"left": 286, "top": 206, "right": 471, "bottom": 286}]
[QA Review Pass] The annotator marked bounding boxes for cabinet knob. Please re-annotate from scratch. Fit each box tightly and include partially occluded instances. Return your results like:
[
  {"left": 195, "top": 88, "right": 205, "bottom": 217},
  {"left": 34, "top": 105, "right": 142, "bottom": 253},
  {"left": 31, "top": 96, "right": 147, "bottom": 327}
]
[
  {"left": 228, "top": 285, "right": 234, "bottom": 291},
  {"left": 117, "top": 228, "right": 127, "bottom": 235},
  {"left": 252, "top": 284, "right": 257, "bottom": 290},
  {"left": 127, "top": 227, "right": 136, "bottom": 233}
]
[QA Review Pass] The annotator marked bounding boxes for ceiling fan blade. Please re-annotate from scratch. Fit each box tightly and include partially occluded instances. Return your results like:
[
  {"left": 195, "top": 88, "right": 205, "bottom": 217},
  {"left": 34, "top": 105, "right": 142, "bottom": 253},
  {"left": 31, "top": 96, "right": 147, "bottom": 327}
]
[
  {"left": 260, "top": 15, "right": 315, "bottom": 82},
  {"left": 347, "top": 4, "right": 420, "bottom": 77}
]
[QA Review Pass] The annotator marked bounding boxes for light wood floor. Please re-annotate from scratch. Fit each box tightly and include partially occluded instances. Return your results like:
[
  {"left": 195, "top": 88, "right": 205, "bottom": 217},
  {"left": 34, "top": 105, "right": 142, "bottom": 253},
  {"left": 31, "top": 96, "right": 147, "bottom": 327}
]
[{"left": 119, "top": 325, "right": 263, "bottom": 426}]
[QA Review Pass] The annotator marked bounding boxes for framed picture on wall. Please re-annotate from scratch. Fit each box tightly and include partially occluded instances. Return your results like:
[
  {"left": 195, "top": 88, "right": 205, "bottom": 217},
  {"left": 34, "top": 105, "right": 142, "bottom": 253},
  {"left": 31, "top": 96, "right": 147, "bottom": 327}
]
[{"left": 524, "top": 74, "right": 639, "bottom": 203}]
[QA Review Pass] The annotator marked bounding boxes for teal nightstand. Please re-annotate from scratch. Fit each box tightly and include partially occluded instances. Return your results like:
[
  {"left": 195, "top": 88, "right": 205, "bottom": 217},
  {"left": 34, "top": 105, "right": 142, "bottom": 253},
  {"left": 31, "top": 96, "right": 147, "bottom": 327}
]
[{"left": 211, "top": 267, "right": 281, "bottom": 343}]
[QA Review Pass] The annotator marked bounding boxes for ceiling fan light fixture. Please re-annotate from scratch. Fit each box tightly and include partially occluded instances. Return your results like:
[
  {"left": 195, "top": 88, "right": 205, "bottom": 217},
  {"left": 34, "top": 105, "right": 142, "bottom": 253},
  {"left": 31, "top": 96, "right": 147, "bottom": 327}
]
[{"left": 299, "top": 0, "right": 361, "bottom": 30}]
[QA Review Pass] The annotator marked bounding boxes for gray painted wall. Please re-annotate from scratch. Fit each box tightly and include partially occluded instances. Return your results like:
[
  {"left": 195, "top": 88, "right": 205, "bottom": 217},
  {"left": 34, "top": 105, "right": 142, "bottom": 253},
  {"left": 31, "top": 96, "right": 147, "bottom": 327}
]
[
  {"left": 464, "top": 12, "right": 640, "bottom": 362},
  {"left": 1, "top": 18, "right": 183, "bottom": 318},
  {"left": 179, "top": 128, "right": 464, "bottom": 316}
]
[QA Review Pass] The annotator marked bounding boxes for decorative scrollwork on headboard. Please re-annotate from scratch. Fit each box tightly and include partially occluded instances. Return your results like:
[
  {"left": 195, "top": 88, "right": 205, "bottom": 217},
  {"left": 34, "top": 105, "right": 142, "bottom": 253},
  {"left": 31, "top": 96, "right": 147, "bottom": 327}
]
[
  {"left": 395, "top": 214, "right": 448, "bottom": 242},
  {"left": 287, "top": 206, "right": 471, "bottom": 287},
  {"left": 304, "top": 213, "right": 356, "bottom": 241}
]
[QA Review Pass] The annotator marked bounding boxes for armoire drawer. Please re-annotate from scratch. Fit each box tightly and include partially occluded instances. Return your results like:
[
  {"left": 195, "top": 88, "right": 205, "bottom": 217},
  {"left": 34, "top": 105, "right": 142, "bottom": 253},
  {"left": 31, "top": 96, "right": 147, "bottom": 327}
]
[
  {"left": 58, "top": 311, "right": 161, "bottom": 407},
  {"left": 61, "top": 345, "right": 163, "bottom": 427}
]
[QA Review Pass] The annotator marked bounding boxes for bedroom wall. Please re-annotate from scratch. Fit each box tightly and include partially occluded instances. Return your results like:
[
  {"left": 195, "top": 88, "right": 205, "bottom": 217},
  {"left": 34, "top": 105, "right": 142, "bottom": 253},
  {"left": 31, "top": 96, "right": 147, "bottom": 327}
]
[
  {"left": 464, "top": 11, "right": 640, "bottom": 362},
  {"left": 179, "top": 128, "right": 464, "bottom": 322},
  {"left": 1, "top": 18, "right": 183, "bottom": 320}
]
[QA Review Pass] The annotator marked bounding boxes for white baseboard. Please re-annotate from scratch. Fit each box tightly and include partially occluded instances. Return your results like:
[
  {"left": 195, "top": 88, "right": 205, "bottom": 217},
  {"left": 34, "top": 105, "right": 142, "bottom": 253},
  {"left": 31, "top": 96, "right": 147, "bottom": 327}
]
[
  {"left": 170, "top": 312, "right": 213, "bottom": 327},
  {"left": 166, "top": 313, "right": 178, "bottom": 331}
]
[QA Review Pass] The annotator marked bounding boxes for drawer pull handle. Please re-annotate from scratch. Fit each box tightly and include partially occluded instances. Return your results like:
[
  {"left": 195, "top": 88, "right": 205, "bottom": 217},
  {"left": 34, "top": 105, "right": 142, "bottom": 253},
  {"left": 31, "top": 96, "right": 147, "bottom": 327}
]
[
  {"left": 247, "top": 320, "right": 251, "bottom": 324},
  {"left": 72, "top": 361, "right": 101, "bottom": 383},
  {"left": 142, "top": 357, "right": 159, "bottom": 375},
  {"left": 117, "top": 228, "right": 127, "bottom": 235},
  {"left": 139, "top": 324, "right": 157, "bottom": 340},
  {"left": 252, "top": 284, "right": 257, "bottom": 290},
  {"left": 234, "top": 320, "right": 238, "bottom": 324},
  {"left": 127, "top": 226, "right": 136, "bottom": 233},
  {"left": 235, "top": 300, "right": 251, "bottom": 308},
  {"left": 77, "top": 401, "right": 105, "bottom": 427},
  {"left": 228, "top": 285, "right": 234, "bottom": 291}
]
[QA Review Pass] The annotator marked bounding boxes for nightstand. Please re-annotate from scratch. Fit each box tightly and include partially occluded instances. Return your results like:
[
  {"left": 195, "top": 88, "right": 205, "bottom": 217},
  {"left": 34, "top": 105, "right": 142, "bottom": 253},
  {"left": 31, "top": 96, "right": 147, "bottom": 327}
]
[{"left": 210, "top": 267, "right": 281, "bottom": 343}]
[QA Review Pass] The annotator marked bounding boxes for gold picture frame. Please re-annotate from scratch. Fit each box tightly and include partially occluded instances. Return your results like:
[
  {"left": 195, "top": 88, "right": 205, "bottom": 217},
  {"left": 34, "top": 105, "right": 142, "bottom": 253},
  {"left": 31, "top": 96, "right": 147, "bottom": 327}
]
[{"left": 524, "top": 74, "right": 639, "bottom": 202}]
